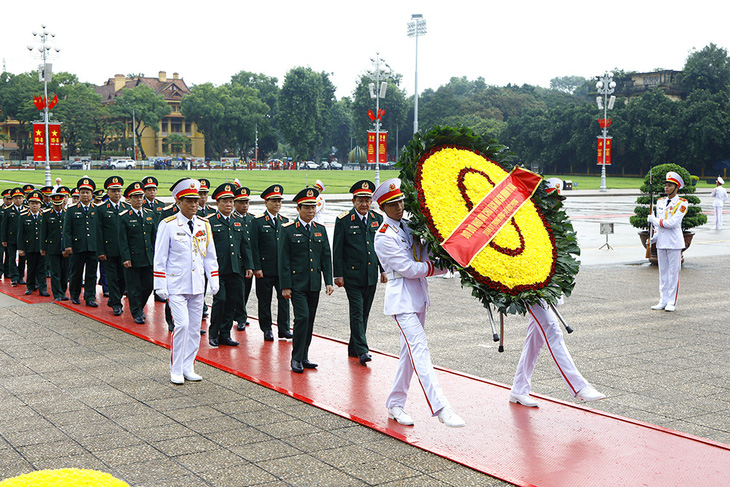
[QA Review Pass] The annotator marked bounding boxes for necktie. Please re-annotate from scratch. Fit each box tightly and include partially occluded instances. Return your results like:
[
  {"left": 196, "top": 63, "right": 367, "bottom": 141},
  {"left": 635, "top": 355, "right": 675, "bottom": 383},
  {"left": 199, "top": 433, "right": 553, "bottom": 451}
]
[
  {"left": 188, "top": 220, "right": 194, "bottom": 233},
  {"left": 305, "top": 223, "right": 310, "bottom": 233}
]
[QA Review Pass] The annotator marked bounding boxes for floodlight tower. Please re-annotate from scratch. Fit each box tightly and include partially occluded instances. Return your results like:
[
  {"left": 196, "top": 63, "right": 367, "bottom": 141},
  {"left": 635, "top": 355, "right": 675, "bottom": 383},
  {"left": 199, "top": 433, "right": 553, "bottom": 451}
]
[{"left": 407, "top": 14, "right": 427, "bottom": 135}]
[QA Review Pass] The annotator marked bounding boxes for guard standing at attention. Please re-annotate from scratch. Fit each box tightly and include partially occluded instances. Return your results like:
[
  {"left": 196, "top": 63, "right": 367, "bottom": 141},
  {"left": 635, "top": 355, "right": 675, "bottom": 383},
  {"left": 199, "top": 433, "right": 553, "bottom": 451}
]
[
  {"left": 154, "top": 178, "right": 219, "bottom": 385},
  {"left": 41, "top": 186, "right": 71, "bottom": 301},
  {"left": 2, "top": 188, "right": 27, "bottom": 286},
  {"left": 64, "top": 177, "right": 100, "bottom": 307},
  {"left": 333, "top": 180, "right": 386, "bottom": 365},
  {"left": 278, "top": 187, "right": 334, "bottom": 373},
  {"left": 119, "top": 181, "right": 157, "bottom": 324},
  {"left": 208, "top": 183, "right": 253, "bottom": 347},
  {"left": 250, "top": 184, "right": 292, "bottom": 342},
  {"left": 97, "top": 176, "right": 130, "bottom": 316},
  {"left": 233, "top": 186, "right": 254, "bottom": 331},
  {"left": 17, "top": 190, "right": 50, "bottom": 296}
]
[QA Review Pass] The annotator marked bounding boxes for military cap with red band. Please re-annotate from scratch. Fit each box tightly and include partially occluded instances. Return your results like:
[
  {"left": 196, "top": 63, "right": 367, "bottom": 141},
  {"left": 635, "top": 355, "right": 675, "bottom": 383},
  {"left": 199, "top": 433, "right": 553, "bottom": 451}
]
[
  {"left": 212, "top": 183, "right": 236, "bottom": 200},
  {"left": 142, "top": 176, "right": 158, "bottom": 188},
  {"left": 170, "top": 178, "right": 200, "bottom": 199},
  {"left": 22, "top": 184, "right": 35, "bottom": 194},
  {"left": 26, "top": 190, "right": 43, "bottom": 202},
  {"left": 261, "top": 184, "right": 284, "bottom": 200},
  {"left": 104, "top": 176, "right": 124, "bottom": 190},
  {"left": 77, "top": 178, "right": 96, "bottom": 191},
  {"left": 198, "top": 178, "right": 211, "bottom": 192},
  {"left": 40, "top": 186, "right": 53, "bottom": 195},
  {"left": 293, "top": 187, "right": 319, "bottom": 206},
  {"left": 372, "top": 178, "right": 405, "bottom": 207},
  {"left": 11, "top": 187, "right": 24, "bottom": 198},
  {"left": 125, "top": 182, "right": 145, "bottom": 198},
  {"left": 234, "top": 186, "right": 251, "bottom": 201},
  {"left": 350, "top": 179, "right": 374, "bottom": 197}
]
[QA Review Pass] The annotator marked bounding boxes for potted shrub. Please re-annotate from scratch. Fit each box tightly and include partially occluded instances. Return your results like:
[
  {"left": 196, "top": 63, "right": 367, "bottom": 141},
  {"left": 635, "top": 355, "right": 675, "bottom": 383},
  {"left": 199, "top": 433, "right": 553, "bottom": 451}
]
[{"left": 630, "top": 163, "right": 707, "bottom": 264}]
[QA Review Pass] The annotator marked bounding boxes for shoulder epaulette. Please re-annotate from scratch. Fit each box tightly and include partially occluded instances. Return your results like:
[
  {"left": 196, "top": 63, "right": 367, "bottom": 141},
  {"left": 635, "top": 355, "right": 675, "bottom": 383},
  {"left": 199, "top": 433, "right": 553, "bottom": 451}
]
[
  {"left": 198, "top": 216, "right": 209, "bottom": 222},
  {"left": 20, "top": 210, "right": 28, "bottom": 216},
  {"left": 379, "top": 223, "right": 389, "bottom": 233},
  {"left": 283, "top": 221, "right": 295, "bottom": 227},
  {"left": 163, "top": 203, "right": 176, "bottom": 211},
  {"left": 338, "top": 211, "right": 350, "bottom": 220},
  {"left": 163, "top": 214, "right": 177, "bottom": 223},
  {"left": 255, "top": 213, "right": 267, "bottom": 219},
  {"left": 42, "top": 207, "right": 52, "bottom": 213},
  {"left": 679, "top": 197, "right": 687, "bottom": 202},
  {"left": 119, "top": 209, "right": 129, "bottom": 216}
]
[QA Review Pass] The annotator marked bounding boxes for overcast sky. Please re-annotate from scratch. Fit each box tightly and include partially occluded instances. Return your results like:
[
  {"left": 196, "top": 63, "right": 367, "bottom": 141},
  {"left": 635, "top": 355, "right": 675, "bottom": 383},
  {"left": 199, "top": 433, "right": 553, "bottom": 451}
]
[{"left": 2, "top": 0, "right": 729, "bottom": 100}]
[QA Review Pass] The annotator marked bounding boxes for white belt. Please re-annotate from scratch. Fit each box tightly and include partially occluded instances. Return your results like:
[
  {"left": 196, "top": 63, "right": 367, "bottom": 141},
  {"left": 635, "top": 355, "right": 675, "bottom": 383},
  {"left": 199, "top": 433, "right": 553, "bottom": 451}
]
[{"left": 386, "top": 271, "right": 404, "bottom": 280}]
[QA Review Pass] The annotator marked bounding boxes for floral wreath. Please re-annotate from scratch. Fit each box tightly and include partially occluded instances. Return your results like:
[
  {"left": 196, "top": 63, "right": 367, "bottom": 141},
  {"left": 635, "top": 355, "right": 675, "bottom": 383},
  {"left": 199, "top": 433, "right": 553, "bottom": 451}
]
[{"left": 398, "top": 125, "right": 580, "bottom": 315}]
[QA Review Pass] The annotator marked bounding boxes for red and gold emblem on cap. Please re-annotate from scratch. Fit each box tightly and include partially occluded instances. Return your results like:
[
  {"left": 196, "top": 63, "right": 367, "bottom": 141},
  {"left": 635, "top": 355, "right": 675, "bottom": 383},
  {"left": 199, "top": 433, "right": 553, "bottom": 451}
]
[
  {"left": 389, "top": 183, "right": 396, "bottom": 191},
  {"left": 363, "top": 182, "right": 369, "bottom": 189},
  {"left": 84, "top": 179, "right": 89, "bottom": 185},
  {"left": 275, "top": 186, "right": 280, "bottom": 193},
  {"left": 307, "top": 189, "right": 313, "bottom": 197},
  {"left": 113, "top": 178, "right": 118, "bottom": 183},
  {"left": 190, "top": 182, "right": 196, "bottom": 189}
]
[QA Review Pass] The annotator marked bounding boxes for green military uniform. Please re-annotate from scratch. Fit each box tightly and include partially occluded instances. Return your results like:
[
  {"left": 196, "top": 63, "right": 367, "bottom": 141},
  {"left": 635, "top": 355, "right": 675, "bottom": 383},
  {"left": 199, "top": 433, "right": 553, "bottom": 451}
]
[
  {"left": 233, "top": 186, "right": 254, "bottom": 330},
  {"left": 278, "top": 187, "right": 333, "bottom": 370},
  {"left": 17, "top": 191, "right": 48, "bottom": 295},
  {"left": 41, "top": 187, "right": 70, "bottom": 301},
  {"left": 64, "top": 178, "right": 99, "bottom": 305},
  {"left": 334, "top": 205, "right": 383, "bottom": 359},
  {"left": 251, "top": 186, "right": 290, "bottom": 340},
  {"left": 1, "top": 188, "right": 27, "bottom": 285},
  {"left": 141, "top": 176, "right": 166, "bottom": 222},
  {"left": 208, "top": 184, "right": 252, "bottom": 345},
  {"left": 0, "top": 189, "right": 10, "bottom": 278},
  {"left": 96, "top": 197, "right": 130, "bottom": 314},
  {"left": 118, "top": 181, "right": 157, "bottom": 324}
]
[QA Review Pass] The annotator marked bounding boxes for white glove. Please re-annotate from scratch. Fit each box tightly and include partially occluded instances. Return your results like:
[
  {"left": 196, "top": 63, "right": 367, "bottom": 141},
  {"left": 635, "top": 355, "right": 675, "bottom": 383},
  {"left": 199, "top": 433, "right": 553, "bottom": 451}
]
[
  {"left": 647, "top": 214, "right": 657, "bottom": 226},
  {"left": 156, "top": 289, "right": 168, "bottom": 300},
  {"left": 210, "top": 285, "right": 220, "bottom": 296}
]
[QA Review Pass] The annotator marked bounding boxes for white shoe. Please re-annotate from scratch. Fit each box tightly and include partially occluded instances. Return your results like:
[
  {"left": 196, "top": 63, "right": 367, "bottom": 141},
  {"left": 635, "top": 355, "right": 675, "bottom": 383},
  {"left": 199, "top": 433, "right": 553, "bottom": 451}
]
[
  {"left": 509, "top": 393, "right": 539, "bottom": 408},
  {"left": 183, "top": 371, "right": 203, "bottom": 381},
  {"left": 437, "top": 406, "right": 466, "bottom": 428},
  {"left": 576, "top": 385, "right": 606, "bottom": 402},
  {"left": 651, "top": 303, "right": 666, "bottom": 310},
  {"left": 170, "top": 374, "right": 184, "bottom": 385},
  {"left": 387, "top": 406, "right": 414, "bottom": 426},
  {"left": 664, "top": 304, "right": 676, "bottom": 312}
]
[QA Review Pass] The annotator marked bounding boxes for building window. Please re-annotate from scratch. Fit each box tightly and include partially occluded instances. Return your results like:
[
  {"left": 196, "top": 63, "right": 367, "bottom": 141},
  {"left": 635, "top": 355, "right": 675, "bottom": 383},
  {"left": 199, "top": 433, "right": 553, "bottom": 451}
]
[
  {"left": 185, "top": 123, "right": 191, "bottom": 134},
  {"left": 171, "top": 121, "right": 182, "bottom": 133}
]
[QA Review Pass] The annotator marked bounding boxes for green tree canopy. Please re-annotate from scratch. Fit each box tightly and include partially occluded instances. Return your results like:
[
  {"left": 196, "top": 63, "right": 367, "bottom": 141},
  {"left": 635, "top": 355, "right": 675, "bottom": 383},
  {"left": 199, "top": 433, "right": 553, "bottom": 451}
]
[{"left": 681, "top": 43, "right": 730, "bottom": 94}]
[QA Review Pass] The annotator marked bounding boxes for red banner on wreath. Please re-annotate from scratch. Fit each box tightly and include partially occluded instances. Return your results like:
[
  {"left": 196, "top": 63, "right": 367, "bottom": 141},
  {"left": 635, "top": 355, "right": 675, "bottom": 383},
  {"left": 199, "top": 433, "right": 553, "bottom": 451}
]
[
  {"left": 441, "top": 166, "right": 542, "bottom": 267},
  {"left": 597, "top": 137, "right": 612, "bottom": 165},
  {"left": 367, "top": 131, "right": 387, "bottom": 163},
  {"left": 32, "top": 123, "right": 62, "bottom": 162}
]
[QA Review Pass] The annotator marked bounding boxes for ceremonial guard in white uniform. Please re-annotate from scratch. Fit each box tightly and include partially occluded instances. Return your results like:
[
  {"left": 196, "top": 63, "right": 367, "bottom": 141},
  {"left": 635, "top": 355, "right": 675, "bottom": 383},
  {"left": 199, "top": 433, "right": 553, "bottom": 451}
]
[
  {"left": 509, "top": 179, "right": 605, "bottom": 408},
  {"left": 373, "top": 178, "right": 465, "bottom": 428},
  {"left": 312, "top": 179, "right": 326, "bottom": 225},
  {"left": 711, "top": 177, "right": 727, "bottom": 229},
  {"left": 154, "top": 179, "right": 219, "bottom": 384},
  {"left": 648, "top": 171, "right": 688, "bottom": 312}
]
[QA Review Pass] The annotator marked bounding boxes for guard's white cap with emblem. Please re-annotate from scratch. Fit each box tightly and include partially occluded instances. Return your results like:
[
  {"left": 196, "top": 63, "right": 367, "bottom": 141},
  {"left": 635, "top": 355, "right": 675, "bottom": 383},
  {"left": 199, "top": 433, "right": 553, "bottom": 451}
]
[
  {"left": 372, "top": 178, "right": 405, "bottom": 208},
  {"left": 718, "top": 176, "right": 725, "bottom": 185},
  {"left": 665, "top": 171, "right": 684, "bottom": 190},
  {"left": 171, "top": 178, "right": 200, "bottom": 199}
]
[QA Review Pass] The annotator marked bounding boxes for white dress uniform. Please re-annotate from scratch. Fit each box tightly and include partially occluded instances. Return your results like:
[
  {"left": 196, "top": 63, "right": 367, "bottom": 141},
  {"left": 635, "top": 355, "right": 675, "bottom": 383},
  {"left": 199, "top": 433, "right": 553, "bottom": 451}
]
[
  {"left": 650, "top": 194, "right": 688, "bottom": 309},
  {"left": 711, "top": 179, "right": 727, "bottom": 229},
  {"left": 511, "top": 299, "right": 589, "bottom": 398},
  {"left": 312, "top": 180, "right": 326, "bottom": 225},
  {"left": 154, "top": 210, "right": 219, "bottom": 380},
  {"left": 374, "top": 214, "right": 450, "bottom": 416}
]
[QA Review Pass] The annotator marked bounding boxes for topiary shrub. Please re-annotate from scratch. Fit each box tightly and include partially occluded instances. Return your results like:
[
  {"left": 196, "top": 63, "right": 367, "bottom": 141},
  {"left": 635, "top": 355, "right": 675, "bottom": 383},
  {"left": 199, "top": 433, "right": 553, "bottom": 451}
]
[{"left": 630, "top": 163, "right": 707, "bottom": 232}]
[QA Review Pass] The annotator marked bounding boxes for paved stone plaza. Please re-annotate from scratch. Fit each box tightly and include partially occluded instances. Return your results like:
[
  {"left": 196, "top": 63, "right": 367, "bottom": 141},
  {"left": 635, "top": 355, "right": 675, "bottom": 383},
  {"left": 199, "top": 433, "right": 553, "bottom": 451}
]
[{"left": 0, "top": 191, "right": 728, "bottom": 485}]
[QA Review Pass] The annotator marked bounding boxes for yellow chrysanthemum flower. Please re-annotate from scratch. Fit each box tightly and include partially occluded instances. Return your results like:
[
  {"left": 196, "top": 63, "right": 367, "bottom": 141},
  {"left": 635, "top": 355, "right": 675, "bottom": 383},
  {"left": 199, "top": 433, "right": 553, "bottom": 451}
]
[{"left": 0, "top": 468, "right": 129, "bottom": 487}]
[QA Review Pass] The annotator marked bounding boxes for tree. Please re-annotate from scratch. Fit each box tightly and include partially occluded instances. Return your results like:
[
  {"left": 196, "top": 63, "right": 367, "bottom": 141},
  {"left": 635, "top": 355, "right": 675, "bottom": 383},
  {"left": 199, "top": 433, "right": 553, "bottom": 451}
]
[
  {"left": 164, "top": 134, "right": 192, "bottom": 156},
  {"left": 53, "top": 83, "right": 106, "bottom": 156},
  {"left": 111, "top": 84, "right": 170, "bottom": 160},
  {"left": 325, "top": 97, "right": 354, "bottom": 163},
  {"left": 681, "top": 43, "right": 730, "bottom": 94},
  {"left": 549, "top": 75, "right": 589, "bottom": 94},
  {"left": 230, "top": 71, "right": 280, "bottom": 156},
  {"left": 0, "top": 72, "right": 43, "bottom": 159},
  {"left": 278, "top": 67, "right": 335, "bottom": 160}
]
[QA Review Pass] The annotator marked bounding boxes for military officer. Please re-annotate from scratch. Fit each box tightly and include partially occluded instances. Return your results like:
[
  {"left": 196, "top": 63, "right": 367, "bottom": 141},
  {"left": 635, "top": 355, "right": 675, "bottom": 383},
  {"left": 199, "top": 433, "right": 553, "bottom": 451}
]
[
  {"left": 141, "top": 176, "right": 166, "bottom": 220},
  {"left": 711, "top": 176, "right": 727, "bottom": 229},
  {"left": 333, "top": 180, "right": 386, "bottom": 365},
  {"left": 208, "top": 183, "right": 253, "bottom": 347},
  {"left": 373, "top": 178, "right": 465, "bottom": 428},
  {"left": 64, "top": 177, "right": 100, "bottom": 307},
  {"left": 70, "top": 188, "right": 80, "bottom": 206},
  {"left": 41, "top": 186, "right": 71, "bottom": 301},
  {"left": 312, "top": 179, "right": 326, "bottom": 225},
  {"left": 233, "top": 186, "right": 254, "bottom": 331},
  {"left": 0, "top": 189, "right": 10, "bottom": 278},
  {"left": 2, "top": 188, "right": 27, "bottom": 286},
  {"left": 197, "top": 179, "right": 216, "bottom": 217},
  {"left": 279, "top": 187, "right": 334, "bottom": 373},
  {"left": 17, "top": 190, "right": 50, "bottom": 296},
  {"left": 158, "top": 194, "right": 183, "bottom": 332},
  {"left": 96, "top": 176, "right": 130, "bottom": 316},
  {"left": 250, "top": 184, "right": 292, "bottom": 341},
  {"left": 154, "top": 178, "right": 219, "bottom": 385},
  {"left": 119, "top": 182, "right": 157, "bottom": 324},
  {"left": 93, "top": 189, "right": 106, "bottom": 204},
  {"left": 39, "top": 186, "right": 53, "bottom": 208},
  {"left": 648, "top": 171, "right": 688, "bottom": 312},
  {"left": 22, "top": 184, "right": 35, "bottom": 198}
]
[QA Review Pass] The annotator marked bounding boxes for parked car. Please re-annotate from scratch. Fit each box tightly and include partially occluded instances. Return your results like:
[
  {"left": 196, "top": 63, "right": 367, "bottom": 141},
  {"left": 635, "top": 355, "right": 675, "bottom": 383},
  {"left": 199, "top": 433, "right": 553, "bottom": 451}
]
[
  {"left": 303, "top": 161, "right": 319, "bottom": 170},
  {"left": 329, "top": 161, "right": 343, "bottom": 170},
  {"left": 110, "top": 158, "right": 136, "bottom": 169},
  {"left": 65, "top": 161, "right": 85, "bottom": 170},
  {"left": 320, "top": 161, "right": 330, "bottom": 170}
]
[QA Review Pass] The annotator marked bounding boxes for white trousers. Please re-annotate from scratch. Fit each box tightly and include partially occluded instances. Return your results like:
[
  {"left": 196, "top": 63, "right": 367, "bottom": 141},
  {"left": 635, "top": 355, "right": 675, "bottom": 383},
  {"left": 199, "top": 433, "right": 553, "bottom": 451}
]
[
  {"left": 713, "top": 205, "right": 723, "bottom": 229},
  {"left": 511, "top": 302, "right": 588, "bottom": 397},
  {"left": 169, "top": 293, "right": 204, "bottom": 377},
  {"left": 386, "top": 312, "right": 448, "bottom": 416},
  {"left": 657, "top": 248, "right": 682, "bottom": 307}
]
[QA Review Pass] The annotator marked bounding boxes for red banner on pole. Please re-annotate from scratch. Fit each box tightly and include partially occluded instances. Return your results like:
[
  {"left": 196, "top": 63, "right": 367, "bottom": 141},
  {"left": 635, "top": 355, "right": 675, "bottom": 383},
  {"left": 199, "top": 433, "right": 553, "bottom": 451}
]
[
  {"left": 48, "top": 123, "right": 62, "bottom": 161},
  {"left": 441, "top": 166, "right": 543, "bottom": 267},
  {"left": 32, "top": 122, "right": 62, "bottom": 162},
  {"left": 367, "top": 131, "right": 387, "bottom": 163},
  {"left": 597, "top": 137, "right": 612, "bottom": 165}
]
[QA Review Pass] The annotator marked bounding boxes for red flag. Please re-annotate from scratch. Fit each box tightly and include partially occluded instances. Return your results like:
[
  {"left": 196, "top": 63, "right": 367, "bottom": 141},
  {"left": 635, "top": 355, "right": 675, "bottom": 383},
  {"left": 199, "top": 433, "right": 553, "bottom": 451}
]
[
  {"left": 368, "top": 109, "right": 375, "bottom": 121},
  {"left": 48, "top": 94, "right": 59, "bottom": 110},
  {"left": 598, "top": 118, "right": 612, "bottom": 129},
  {"left": 33, "top": 96, "right": 45, "bottom": 110},
  {"left": 48, "top": 123, "right": 62, "bottom": 161},
  {"left": 32, "top": 123, "right": 45, "bottom": 161}
]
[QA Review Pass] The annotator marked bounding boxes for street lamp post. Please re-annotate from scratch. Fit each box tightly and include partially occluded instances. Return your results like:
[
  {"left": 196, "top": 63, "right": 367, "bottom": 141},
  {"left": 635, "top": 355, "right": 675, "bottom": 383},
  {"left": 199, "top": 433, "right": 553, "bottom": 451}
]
[
  {"left": 367, "top": 53, "right": 390, "bottom": 187},
  {"left": 27, "top": 24, "right": 60, "bottom": 187},
  {"left": 407, "top": 14, "right": 427, "bottom": 135},
  {"left": 595, "top": 71, "right": 616, "bottom": 193}
]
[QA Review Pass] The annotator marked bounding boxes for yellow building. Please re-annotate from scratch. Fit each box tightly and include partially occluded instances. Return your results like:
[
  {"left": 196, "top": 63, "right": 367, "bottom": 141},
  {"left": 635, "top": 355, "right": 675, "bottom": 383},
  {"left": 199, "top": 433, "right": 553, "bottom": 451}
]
[
  {"left": 96, "top": 71, "right": 205, "bottom": 159},
  {"left": 621, "top": 70, "right": 686, "bottom": 101}
]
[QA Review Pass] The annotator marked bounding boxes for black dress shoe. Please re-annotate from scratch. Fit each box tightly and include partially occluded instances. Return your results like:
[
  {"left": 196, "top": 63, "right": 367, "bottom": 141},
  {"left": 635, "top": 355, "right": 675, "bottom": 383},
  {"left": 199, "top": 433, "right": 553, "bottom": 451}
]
[
  {"left": 291, "top": 360, "right": 304, "bottom": 373},
  {"left": 220, "top": 337, "right": 239, "bottom": 346},
  {"left": 264, "top": 330, "right": 274, "bottom": 341},
  {"left": 200, "top": 329, "right": 206, "bottom": 335},
  {"left": 11, "top": 281, "right": 18, "bottom": 287},
  {"left": 54, "top": 297, "right": 63, "bottom": 302},
  {"left": 278, "top": 330, "right": 293, "bottom": 339},
  {"left": 237, "top": 323, "right": 245, "bottom": 331},
  {"left": 39, "top": 290, "right": 50, "bottom": 297},
  {"left": 86, "top": 300, "right": 98, "bottom": 308},
  {"left": 17, "top": 279, "right": 26, "bottom": 285},
  {"left": 208, "top": 338, "right": 219, "bottom": 347},
  {"left": 359, "top": 353, "right": 373, "bottom": 366},
  {"left": 60, "top": 296, "right": 69, "bottom": 301},
  {"left": 24, "top": 289, "right": 33, "bottom": 295},
  {"left": 103, "top": 292, "right": 109, "bottom": 298},
  {"left": 134, "top": 316, "right": 145, "bottom": 324},
  {"left": 154, "top": 293, "right": 167, "bottom": 302},
  {"left": 168, "top": 323, "right": 175, "bottom": 332},
  {"left": 302, "top": 360, "right": 318, "bottom": 369},
  {"left": 112, "top": 306, "right": 123, "bottom": 316},
  {"left": 71, "top": 298, "right": 81, "bottom": 305}
]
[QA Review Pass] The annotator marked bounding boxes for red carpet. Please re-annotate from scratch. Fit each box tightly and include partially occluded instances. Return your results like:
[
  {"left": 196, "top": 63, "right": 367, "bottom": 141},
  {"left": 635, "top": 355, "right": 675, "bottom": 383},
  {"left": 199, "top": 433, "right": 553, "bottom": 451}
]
[{"left": 2, "top": 276, "right": 729, "bottom": 486}]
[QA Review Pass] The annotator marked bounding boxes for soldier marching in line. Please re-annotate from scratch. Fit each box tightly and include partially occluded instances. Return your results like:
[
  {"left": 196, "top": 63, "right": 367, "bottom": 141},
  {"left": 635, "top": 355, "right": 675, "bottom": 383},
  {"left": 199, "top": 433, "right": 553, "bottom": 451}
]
[
  {"left": 208, "top": 183, "right": 253, "bottom": 347},
  {"left": 197, "top": 178, "right": 215, "bottom": 320},
  {"left": 2, "top": 188, "right": 27, "bottom": 287},
  {"left": 141, "top": 176, "right": 166, "bottom": 221},
  {"left": 41, "top": 186, "right": 71, "bottom": 301},
  {"left": 64, "top": 177, "right": 100, "bottom": 307},
  {"left": 17, "top": 190, "right": 50, "bottom": 297},
  {"left": 233, "top": 186, "right": 254, "bottom": 331},
  {"left": 279, "top": 187, "right": 334, "bottom": 373},
  {"left": 250, "top": 184, "right": 292, "bottom": 342},
  {"left": 118, "top": 182, "right": 157, "bottom": 324},
  {"left": 1, "top": 189, "right": 13, "bottom": 279},
  {"left": 97, "top": 176, "right": 131, "bottom": 316}
]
